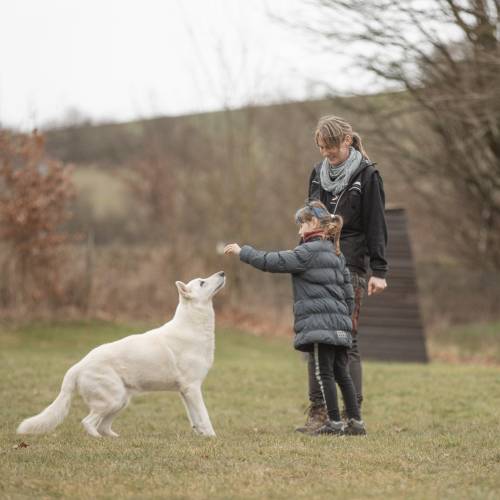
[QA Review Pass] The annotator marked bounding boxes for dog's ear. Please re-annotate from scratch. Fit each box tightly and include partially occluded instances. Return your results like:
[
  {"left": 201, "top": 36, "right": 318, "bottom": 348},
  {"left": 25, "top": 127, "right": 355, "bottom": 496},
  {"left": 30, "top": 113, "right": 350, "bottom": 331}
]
[{"left": 175, "top": 281, "right": 191, "bottom": 299}]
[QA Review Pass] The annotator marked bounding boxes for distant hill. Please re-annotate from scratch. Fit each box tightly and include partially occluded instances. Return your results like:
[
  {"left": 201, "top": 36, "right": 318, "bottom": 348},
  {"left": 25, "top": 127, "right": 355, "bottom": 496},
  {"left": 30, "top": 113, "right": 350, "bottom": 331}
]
[{"left": 44, "top": 94, "right": 403, "bottom": 165}]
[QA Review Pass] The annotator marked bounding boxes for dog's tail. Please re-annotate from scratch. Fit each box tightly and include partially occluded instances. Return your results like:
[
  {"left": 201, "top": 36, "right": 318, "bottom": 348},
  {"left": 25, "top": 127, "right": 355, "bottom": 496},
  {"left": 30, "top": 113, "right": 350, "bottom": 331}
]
[{"left": 17, "top": 364, "right": 79, "bottom": 435}]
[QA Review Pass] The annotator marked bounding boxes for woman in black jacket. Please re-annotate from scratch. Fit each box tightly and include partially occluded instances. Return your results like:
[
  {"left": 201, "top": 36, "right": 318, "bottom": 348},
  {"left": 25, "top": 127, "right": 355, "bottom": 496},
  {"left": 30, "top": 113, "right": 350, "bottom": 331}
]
[{"left": 297, "top": 115, "right": 388, "bottom": 433}]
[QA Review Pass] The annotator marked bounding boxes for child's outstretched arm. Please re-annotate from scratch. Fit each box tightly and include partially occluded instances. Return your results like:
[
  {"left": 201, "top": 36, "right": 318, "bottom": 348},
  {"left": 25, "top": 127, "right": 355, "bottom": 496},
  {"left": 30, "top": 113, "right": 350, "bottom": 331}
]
[{"left": 224, "top": 243, "right": 312, "bottom": 274}]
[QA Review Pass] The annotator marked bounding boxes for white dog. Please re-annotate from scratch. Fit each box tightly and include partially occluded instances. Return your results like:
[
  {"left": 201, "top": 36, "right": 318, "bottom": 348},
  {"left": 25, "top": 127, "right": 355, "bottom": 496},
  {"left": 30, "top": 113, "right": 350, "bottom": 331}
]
[{"left": 17, "top": 271, "right": 225, "bottom": 438}]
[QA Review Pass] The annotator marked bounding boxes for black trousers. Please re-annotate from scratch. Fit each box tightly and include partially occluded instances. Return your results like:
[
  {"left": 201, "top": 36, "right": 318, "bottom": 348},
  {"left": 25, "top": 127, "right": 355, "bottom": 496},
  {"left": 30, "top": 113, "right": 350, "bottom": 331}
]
[
  {"left": 308, "top": 272, "right": 366, "bottom": 409},
  {"left": 312, "top": 343, "right": 360, "bottom": 421}
]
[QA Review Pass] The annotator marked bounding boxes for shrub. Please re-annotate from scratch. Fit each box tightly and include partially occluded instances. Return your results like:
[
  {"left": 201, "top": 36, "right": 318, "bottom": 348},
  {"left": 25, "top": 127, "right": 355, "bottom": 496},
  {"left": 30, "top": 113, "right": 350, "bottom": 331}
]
[{"left": 0, "top": 130, "right": 75, "bottom": 309}]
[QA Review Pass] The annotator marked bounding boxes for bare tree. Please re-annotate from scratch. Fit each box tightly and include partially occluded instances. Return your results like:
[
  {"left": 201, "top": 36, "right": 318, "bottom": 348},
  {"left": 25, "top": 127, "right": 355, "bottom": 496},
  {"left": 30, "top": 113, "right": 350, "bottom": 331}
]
[{"left": 299, "top": 0, "right": 500, "bottom": 269}]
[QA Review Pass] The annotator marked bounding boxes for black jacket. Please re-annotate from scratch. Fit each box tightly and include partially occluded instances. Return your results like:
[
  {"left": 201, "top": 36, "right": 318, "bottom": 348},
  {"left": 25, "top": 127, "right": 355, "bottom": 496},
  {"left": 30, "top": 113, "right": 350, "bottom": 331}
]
[{"left": 308, "top": 158, "right": 388, "bottom": 279}]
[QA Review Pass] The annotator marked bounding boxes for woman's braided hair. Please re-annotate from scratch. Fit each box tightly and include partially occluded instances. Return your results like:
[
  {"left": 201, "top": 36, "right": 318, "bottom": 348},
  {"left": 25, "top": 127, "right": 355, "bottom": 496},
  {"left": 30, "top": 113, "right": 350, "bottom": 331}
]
[{"left": 295, "top": 200, "right": 343, "bottom": 256}]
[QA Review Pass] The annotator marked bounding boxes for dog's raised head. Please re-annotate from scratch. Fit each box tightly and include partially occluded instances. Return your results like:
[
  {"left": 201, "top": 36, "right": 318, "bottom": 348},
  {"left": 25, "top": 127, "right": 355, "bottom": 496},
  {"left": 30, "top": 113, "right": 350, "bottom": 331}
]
[{"left": 175, "top": 271, "right": 225, "bottom": 304}]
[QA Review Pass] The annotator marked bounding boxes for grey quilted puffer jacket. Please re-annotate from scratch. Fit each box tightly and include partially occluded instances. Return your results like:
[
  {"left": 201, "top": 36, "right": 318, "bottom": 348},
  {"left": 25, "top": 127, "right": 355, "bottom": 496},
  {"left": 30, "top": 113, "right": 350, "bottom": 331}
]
[{"left": 239, "top": 237, "right": 354, "bottom": 352}]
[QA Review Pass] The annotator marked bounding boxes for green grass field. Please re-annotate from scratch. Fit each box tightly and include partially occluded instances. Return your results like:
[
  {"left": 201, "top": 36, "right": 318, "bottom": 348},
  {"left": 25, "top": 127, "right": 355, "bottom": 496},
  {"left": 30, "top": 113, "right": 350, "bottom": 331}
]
[{"left": 1, "top": 322, "right": 499, "bottom": 499}]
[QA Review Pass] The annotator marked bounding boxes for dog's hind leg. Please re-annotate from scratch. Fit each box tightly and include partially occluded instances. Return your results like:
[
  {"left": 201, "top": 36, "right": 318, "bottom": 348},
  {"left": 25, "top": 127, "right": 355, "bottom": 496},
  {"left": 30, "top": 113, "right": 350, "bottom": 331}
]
[
  {"left": 97, "top": 412, "right": 119, "bottom": 437},
  {"left": 98, "top": 415, "right": 120, "bottom": 437},
  {"left": 97, "top": 394, "right": 129, "bottom": 437},
  {"left": 82, "top": 411, "right": 103, "bottom": 437},
  {"left": 79, "top": 368, "right": 127, "bottom": 437},
  {"left": 179, "top": 384, "right": 216, "bottom": 437}
]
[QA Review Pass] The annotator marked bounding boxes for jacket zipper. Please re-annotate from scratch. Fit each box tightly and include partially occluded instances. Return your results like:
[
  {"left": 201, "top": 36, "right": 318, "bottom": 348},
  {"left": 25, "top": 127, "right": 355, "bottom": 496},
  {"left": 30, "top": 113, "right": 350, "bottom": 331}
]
[
  {"left": 332, "top": 189, "right": 347, "bottom": 216},
  {"left": 318, "top": 160, "right": 373, "bottom": 215}
]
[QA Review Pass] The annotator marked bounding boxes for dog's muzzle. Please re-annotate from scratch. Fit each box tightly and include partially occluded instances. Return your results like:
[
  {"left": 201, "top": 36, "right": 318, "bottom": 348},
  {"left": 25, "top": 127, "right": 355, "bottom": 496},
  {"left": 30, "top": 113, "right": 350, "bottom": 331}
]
[{"left": 213, "top": 271, "right": 225, "bottom": 294}]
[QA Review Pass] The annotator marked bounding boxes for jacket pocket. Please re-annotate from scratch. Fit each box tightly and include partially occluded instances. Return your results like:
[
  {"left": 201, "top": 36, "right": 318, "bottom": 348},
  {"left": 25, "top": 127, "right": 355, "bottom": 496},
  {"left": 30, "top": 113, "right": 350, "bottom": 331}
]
[
  {"left": 337, "top": 189, "right": 361, "bottom": 227},
  {"left": 348, "top": 187, "right": 361, "bottom": 212}
]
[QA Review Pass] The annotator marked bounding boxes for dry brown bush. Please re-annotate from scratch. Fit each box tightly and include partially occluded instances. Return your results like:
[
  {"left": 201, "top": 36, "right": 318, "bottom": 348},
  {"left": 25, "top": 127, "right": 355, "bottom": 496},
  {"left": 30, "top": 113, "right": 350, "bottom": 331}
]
[{"left": 0, "top": 130, "right": 76, "bottom": 311}]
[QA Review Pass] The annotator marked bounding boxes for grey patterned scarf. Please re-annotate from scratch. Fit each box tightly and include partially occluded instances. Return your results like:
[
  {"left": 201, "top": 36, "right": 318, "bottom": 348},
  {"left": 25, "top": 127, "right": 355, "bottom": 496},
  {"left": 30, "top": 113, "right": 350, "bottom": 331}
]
[{"left": 320, "top": 147, "right": 363, "bottom": 195}]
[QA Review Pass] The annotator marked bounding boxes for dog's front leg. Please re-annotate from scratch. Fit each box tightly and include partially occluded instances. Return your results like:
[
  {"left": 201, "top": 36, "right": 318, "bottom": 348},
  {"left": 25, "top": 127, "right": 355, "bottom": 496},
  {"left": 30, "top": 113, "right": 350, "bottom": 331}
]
[{"left": 179, "top": 384, "right": 216, "bottom": 437}]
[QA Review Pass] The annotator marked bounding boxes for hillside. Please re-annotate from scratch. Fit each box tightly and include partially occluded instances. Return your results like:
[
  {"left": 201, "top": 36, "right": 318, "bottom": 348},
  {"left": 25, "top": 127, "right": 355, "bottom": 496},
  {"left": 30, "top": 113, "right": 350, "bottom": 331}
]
[
  {"left": 44, "top": 93, "right": 409, "bottom": 205},
  {"left": 45, "top": 92, "right": 416, "bottom": 244}
]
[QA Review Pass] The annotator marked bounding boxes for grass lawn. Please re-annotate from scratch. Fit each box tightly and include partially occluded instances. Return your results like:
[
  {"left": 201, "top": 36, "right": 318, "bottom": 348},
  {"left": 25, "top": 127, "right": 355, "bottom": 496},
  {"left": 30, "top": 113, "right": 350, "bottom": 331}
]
[{"left": 1, "top": 321, "right": 499, "bottom": 499}]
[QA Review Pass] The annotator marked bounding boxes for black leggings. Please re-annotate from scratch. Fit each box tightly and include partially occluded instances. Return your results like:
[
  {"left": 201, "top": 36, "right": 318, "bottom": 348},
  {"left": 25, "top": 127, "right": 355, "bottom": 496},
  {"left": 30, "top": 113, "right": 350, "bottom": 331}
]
[
  {"left": 309, "top": 337, "right": 362, "bottom": 408},
  {"left": 308, "top": 272, "right": 366, "bottom": 408},
  {"left": 312, "top": 343, "right": 361, "bottom": 421}
]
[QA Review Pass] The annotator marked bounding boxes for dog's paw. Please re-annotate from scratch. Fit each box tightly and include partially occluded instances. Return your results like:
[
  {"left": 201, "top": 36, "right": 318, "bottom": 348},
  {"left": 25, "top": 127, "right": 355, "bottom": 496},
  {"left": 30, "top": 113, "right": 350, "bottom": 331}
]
[{"left": 192, "top": 425, "right": 216, "bottom": 437}]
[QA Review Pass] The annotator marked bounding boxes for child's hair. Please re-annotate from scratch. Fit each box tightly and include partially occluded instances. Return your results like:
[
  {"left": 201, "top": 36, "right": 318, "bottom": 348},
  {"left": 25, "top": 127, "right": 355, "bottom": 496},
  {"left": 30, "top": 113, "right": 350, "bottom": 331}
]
[
  {"left": 295, "top": 200, "right": 344, "bottom": 256},
  {"left": 314, "top": 115, "right": 369, "bottom": 160}
]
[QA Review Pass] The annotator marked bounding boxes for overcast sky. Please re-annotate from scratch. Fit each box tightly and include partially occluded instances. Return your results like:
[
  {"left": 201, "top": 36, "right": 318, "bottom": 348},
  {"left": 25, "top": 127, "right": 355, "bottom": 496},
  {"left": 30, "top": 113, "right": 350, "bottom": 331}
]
[{"left": 0, "top": 0, "right": 376, "bottom": 130}]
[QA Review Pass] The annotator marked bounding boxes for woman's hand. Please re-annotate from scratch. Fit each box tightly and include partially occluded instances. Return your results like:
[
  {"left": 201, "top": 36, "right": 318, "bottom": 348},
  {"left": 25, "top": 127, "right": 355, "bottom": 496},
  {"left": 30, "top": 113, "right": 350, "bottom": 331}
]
[
  {"left": 224, "top": 243, "right": 241, "bottom": 256},
  {"left": 367, "top": 276, "right": 387, "bottom": 296}
]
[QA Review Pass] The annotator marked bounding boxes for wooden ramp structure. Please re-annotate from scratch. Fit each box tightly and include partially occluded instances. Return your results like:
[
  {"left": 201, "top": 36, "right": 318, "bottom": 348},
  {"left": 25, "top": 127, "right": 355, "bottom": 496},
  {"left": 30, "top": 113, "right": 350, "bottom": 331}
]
[{"left": 360, "top": 208, "right": 428, "bottom": 362}]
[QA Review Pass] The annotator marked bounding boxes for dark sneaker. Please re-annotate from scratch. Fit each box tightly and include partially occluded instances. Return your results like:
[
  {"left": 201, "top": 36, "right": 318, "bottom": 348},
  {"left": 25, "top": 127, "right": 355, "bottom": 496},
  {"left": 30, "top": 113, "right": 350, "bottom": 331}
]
[
  {"left": 311, "top": 420, "right": 344, "bottom": 436},
  {"left": 344, "top": 418, "right": 366, "bottom": 436},
  {"left": 295, "top": 404, "right": 328, "bottom": 433}
]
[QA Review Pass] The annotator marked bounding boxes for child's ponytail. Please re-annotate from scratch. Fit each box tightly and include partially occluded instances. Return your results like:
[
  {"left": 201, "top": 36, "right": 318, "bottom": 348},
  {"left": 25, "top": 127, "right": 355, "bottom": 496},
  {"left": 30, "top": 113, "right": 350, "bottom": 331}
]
[{"left": 324, "top": 215, "right": 343, "bottom": 256}]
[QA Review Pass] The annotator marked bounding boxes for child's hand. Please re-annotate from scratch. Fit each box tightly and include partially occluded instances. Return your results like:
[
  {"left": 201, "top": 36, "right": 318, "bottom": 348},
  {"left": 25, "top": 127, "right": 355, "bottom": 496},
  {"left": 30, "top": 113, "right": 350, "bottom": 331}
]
[{"left": 224, "top": 243, "right": 241, "bottom": 256}]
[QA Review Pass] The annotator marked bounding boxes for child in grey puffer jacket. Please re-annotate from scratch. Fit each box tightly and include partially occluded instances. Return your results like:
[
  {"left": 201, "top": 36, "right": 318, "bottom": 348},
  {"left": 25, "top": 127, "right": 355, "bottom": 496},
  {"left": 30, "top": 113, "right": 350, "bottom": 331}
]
[{"left": 224, "top": 201, "right": 365, "bottom": 435}]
